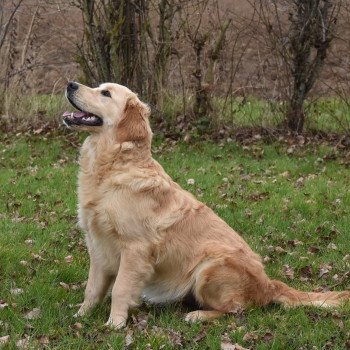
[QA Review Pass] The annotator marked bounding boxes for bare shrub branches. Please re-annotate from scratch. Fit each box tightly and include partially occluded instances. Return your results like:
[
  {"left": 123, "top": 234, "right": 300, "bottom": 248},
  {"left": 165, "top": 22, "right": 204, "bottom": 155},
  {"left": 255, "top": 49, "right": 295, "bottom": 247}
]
[{"left": 253, "top": 0, "right": 341, "bottom": 133}]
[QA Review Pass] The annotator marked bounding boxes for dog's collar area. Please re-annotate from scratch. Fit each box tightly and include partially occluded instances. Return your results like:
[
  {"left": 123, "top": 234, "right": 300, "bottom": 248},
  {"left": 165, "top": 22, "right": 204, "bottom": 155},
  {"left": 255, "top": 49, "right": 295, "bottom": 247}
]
[{"left": 62, "top": 111, "right": 103, "bottom": 127}]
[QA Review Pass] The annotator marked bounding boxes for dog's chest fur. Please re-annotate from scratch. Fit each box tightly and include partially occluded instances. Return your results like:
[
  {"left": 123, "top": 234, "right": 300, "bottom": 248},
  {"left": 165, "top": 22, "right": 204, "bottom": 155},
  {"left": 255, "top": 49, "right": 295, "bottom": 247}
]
[{"left": 77, "top": 138, "right": 124, "bottom": 272}]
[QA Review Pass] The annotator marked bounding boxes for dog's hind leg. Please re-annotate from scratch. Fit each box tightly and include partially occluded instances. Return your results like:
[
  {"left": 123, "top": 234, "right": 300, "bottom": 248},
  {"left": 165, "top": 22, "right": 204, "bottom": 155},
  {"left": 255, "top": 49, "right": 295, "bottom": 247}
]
[
  {"left": 75, "top": 260, "right": 114, "bottom": 317},
  {"left": 185, "top": 256, "right": 271, "bottom": 322}
]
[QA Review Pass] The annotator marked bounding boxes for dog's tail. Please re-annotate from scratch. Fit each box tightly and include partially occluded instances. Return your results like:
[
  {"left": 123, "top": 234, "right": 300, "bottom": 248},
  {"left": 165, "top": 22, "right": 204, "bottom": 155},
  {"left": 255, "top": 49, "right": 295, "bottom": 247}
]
[{"left": 270, "top": 279, "right": 350, "bottom": 308}]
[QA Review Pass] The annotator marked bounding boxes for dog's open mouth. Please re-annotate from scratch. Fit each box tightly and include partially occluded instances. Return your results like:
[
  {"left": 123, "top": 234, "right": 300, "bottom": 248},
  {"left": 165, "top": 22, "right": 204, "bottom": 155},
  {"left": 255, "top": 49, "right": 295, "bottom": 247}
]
[
  {"left": 63, "top": 96, "right": 103, "bottom": 127},
  {"left": 63, "top": 111, "right": 103, "bottom": 127}
]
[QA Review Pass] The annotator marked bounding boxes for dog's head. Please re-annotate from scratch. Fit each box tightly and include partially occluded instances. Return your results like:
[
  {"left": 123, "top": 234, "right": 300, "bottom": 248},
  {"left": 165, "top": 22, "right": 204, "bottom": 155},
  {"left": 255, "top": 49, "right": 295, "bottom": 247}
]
[{"left": 63, "top": 82, "right": 151, "bottom": 143}]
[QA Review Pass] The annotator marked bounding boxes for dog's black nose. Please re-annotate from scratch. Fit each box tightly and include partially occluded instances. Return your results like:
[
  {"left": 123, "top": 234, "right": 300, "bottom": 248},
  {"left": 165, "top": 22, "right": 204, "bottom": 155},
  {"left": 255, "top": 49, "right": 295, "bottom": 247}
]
[{"left": 67, "top": 81, "right": 79, "bottom": 92}]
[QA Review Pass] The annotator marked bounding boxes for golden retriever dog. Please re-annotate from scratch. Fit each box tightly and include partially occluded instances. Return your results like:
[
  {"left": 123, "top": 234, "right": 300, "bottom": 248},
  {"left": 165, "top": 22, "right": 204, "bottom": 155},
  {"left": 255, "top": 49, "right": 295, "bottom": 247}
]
[{"left": 63, "top": 81, "right": 349, "bottom": 329}]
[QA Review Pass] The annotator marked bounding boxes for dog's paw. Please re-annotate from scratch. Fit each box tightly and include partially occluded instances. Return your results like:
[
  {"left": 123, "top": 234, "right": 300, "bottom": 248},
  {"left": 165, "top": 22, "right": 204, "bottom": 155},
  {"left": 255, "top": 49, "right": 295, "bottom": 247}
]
[
  {"left": 105, "top": 316, "right": 127, "bottom": 330},
  {"left": 184, "top": 311, "right": 203, "bottom": 323},
  {"left": 73, "top": 304, "right": 87, "bottom": 318},
  {"left": 185, "top": 310, "right": 224, "bottom": 322}
]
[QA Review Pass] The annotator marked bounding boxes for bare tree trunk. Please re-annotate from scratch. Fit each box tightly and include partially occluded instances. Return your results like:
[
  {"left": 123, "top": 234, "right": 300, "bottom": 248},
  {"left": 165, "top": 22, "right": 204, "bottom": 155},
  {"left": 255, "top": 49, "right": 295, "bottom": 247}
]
[
  {"left": 286, "top": 0, "right": 337, "bottom": 132},
  {"left": 193, "top": 34, "right": 209, "bottom": 117},
  {"left": 149, "top": 0, "right": 178, "bottom": 107},
  {"left": 77, "top": 0, "right": 148, "bottom": 92},
  {"left": 193, "top": 20, "right": 230, "bottom": 118}
]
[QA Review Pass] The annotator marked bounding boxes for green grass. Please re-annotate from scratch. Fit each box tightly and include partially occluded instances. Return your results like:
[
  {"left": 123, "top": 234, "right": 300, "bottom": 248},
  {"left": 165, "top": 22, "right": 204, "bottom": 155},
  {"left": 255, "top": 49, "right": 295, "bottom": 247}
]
[{"left": 1, "top": 131, "right": 350, "bottom": 349}]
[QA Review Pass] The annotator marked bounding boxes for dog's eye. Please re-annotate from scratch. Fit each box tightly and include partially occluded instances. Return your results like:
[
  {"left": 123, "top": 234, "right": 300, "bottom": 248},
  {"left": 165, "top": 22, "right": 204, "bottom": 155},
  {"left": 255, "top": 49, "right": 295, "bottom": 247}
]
[{"left": 101, "top": 90, "right": 111, "bottom": 98}]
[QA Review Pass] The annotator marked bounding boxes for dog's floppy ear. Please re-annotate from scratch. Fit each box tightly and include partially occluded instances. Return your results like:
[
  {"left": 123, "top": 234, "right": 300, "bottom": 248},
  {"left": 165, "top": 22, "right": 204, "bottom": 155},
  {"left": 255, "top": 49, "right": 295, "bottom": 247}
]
[{"left": 116, "top": 96, "right": 150, "bottom": 143}]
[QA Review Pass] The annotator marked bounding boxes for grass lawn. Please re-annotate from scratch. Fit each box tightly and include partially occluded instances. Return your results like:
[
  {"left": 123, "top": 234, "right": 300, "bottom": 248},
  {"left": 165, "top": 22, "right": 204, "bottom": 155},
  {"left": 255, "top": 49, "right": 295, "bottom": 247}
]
[{"left": 0, "top": 131, "right": 350, "bottom": 349}]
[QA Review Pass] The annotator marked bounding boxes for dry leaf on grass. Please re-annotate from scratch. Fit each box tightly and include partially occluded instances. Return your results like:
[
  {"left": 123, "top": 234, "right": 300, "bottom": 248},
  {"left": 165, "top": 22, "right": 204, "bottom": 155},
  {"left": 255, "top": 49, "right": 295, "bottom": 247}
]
[
  {"left": 167, "top": 329, "right": 183, "bottom": 347},
  {"left": 0, "top": 336, "right": 10, "bottom": 346},
  {"left": 24, "top": 308, "right": 41, "bottom": 320},
  {"left": 327, "top": 243, "right": 337, "bottom": 250},
  {"left": 64, "top": 255, "right": 74, "bottom": 263},
  {"left": 243, "top": 332, "right": 258, "bottom": 342},
  {"left": 125, "top": 332, "right": 134, "bottom": 348},
  {"left": 283, "top": 264, "right": 295, "bottom": 280},
  {"left": 187, "top": 178, "right": 195, "bottom": 185},
  {"left": 59, "top": 282, "right": 70, "bottom": 290},
  {"left": 131, "top": 314, "right": 148, "bottom": 330},
  {"left": 319, "top": 263, "right": 332, "bottom": 278},
  {"left": 192, "top": 330, "right": 206, "bottom": 343},
  {"left": 59, "top": 282, "right": 84, "bottom": 291},
  {"left": 221, "top": 342, "right": 250, "bottom": 350},
  {"left": 38, "top": 335, "right": 49, "bottom": 345},
  {"left": 10, "top": 288, "right": 23, "bottom": 295},
  {"left": 16, "top": 336, "right": 30, "bottom": 349},
  {"left": 262, "top": 332, "right": 274, "bottom": 342},
  {"left": 31, "top": 253, "right": 44, "bottom": 261},
  {"left": 71, "top": 322, "right": 83, "bottom": 330},
  {"left": 0, "top": 301, "right": 8, "bottom": 309}
]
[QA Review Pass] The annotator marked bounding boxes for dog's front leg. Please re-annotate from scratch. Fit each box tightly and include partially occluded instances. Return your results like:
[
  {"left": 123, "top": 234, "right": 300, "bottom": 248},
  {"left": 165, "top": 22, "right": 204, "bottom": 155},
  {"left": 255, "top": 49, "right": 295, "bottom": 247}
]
[
  {"left": 75, "top": 258, "right": 114, "bottom": 317},
  {"left": 106, "top": 247, "right": 154, "bottom": 329}
]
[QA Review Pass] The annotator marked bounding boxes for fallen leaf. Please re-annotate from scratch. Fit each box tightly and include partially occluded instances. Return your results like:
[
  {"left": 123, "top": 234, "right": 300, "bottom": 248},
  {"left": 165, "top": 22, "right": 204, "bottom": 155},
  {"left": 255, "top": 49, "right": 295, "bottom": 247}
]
[
  {"left": 72, "top": 322, "right": 83, "bottom": 330},
  {"left": 10, "top": 288, "right": 24, "bottom": 296},
  {"left": 33, "top": 128, "right": 43, "bottom": 134},
  {"left": 59, "top": 282, "right": 70, "bottom": 290},
  {"left": 327, "top": 243, "right": 337, "bottom": 250},
  {"left": 125, "top": 332, "right": 133, "bottom": 348},
  {"left": 221, "top": 342, "right": 249, "bottom": 350},
  {"left": 280, "top": 171, "right": 290, "bottom": 177},
  {"left": 31, "top": 254, "right": 44, "bottom": 261},
  {"left": 275, "top": 246, "right": 287, "bottom": 254},
  {"left": 167, "top": 328, "right": 183, "bottom": 346},
  {"left": 221, "top": 342, "right": 235, "bottom": 350},
  {"left": 287, "top": 239, "right": 303, "bottom": 247},
  {"left": 332, "top": 311, "right": 344, "bottom": 330},
  {"left": 65, "top": 255, "right": 73, "bottom": 263},
  {"left": 299, "top": 265, "right": 313, "bottom": 280},
  {"left": 24, "top": 308, "right": 41, "bottom": 320},
  {"left": 244, "top": 209, "right": 252, "bottom": 218},
  {"left": 263, "top": 256, "right": 271, "bottom": 263},
  {"left": 294, "top": 177, "right": 304, "bottom": 187},
  {"left": 283, "top": 265, "right": 294, "bottom": 280},
  {"left": 131, "top": 314, "right": 148, "bottom": 330},
  {"left": 243, "top": 331, "right": 258, "bottom": 342},
  {"left": 38, "top": 335, "right": 49, "bottom": 345},
  {"left": 193, "top": 330, "right": 206, "bottom": 343},
  {"left": 262, "top": 332, "right": 274, "bottom": 342},
  {"left": 0, "top": 336, "right": 9, "bottom": 345},
  {"left": 308, "top": 246, "right": 320, "bottom": 254},
  {"left": 16, "top": 336, "right": 30, "bottom": 349},
  {"left": 319, "top": 263, "right": 332, "bottom": 278},
  {"left": 0, "top": 300, "right": 8, "bottom": 309}
]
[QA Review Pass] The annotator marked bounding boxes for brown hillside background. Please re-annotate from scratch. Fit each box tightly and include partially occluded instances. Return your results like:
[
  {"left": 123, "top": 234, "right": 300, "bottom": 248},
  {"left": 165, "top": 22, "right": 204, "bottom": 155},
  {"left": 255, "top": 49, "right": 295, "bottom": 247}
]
[{"left": 1, "top": 0, "right": 350, "bottom": 99}]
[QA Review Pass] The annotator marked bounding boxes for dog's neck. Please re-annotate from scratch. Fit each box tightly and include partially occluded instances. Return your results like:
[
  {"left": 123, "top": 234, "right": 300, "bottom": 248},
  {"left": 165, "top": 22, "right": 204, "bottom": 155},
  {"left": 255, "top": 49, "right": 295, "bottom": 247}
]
[{"left": 80, "top": 132, "right": 152, "bottom": 174}]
